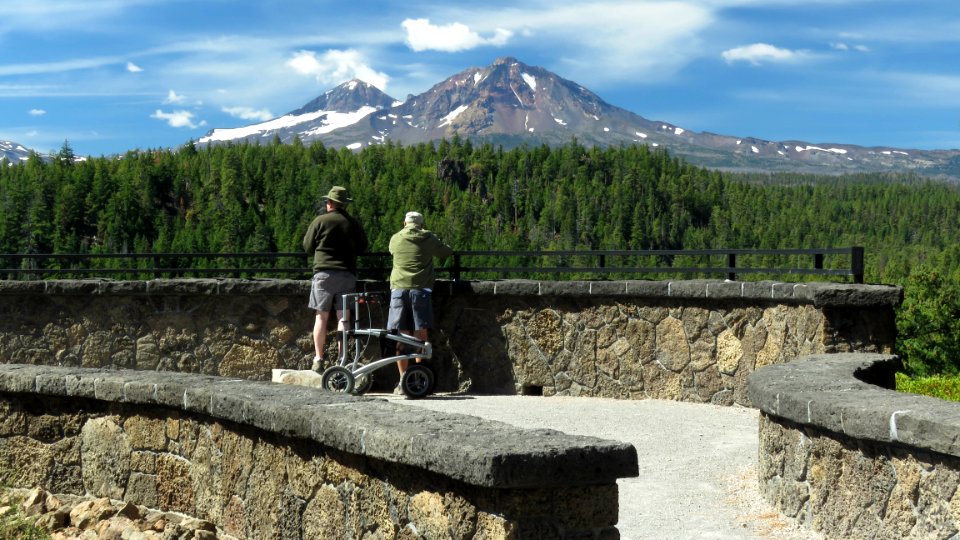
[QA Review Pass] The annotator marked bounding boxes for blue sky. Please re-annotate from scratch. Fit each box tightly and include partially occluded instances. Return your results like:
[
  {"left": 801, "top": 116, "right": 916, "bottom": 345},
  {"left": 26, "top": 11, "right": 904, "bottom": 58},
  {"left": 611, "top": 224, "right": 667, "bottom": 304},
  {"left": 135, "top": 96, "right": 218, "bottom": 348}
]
[{"left": 2, "top": 0, "right": 959, "bottom": 157}]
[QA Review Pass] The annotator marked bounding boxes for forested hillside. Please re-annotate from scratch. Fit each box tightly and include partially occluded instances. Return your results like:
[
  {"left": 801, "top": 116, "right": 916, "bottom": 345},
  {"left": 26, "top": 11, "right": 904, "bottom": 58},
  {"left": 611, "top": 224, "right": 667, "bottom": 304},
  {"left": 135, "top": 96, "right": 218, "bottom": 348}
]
[{"left": 3, "top": 138, "right": 958, "bottom": 285}]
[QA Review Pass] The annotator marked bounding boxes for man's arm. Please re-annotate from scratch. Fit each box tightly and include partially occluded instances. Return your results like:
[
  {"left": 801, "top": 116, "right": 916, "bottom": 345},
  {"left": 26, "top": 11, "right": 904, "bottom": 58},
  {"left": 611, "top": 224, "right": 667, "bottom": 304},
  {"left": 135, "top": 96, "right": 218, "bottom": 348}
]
[
  {"left": 303, "top": 217, "right": 319, "bottom": 253},
  {"left": 431, "top": 233, "right": 454, "bottom": 258}
]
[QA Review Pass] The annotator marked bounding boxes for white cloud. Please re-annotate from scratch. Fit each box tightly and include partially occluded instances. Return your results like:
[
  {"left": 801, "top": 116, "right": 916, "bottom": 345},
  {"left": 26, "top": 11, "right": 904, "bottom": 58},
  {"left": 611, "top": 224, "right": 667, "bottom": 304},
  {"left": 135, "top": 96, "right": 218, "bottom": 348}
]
[
  {"left": 286, "top": 49, "right": 389, "bottom": 90},
  {"left": 831, "top": 42, "right": 870, "bottom": 53},
  {"left": 402, "top": 18, "right": 512, "bottom": 52},
  {"left": 28, "top": 108, "right": 46, "bottom": 116},
  {"left": 222, "top": 106, "right": 273, "bottom": 122},
  {"left": 163, "top": 89, "right": 185, "bottom": 104},
  {"left": 150, "top": 109, "right": 205, "bottom": 129},
  {"left": 721, "top": 43, "right": 807, "bottom": 65},
  {"left": 428, "top": 2, "right": 714, "bottom": 84},
  {"left": 126, "top": 61, "right": 143, "bottom": 73}
]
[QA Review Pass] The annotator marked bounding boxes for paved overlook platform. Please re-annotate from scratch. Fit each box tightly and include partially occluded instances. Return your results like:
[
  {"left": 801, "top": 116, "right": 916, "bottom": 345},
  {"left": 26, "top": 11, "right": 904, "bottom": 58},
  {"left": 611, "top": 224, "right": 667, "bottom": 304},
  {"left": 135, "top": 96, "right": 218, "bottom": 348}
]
[{"left": 380, "top": 393, "right": 822, "bottom": 540}]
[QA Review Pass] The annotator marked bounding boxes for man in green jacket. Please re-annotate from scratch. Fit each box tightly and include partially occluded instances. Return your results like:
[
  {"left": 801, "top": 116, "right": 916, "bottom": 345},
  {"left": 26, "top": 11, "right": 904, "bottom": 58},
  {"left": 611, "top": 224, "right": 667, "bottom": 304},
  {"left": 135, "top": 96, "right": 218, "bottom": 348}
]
[
  {"left": 303, "top": 185, "right": 368, "bottom": 371},
  {"left": 387, "top": 211, "right": 453, "bottom": 378}
]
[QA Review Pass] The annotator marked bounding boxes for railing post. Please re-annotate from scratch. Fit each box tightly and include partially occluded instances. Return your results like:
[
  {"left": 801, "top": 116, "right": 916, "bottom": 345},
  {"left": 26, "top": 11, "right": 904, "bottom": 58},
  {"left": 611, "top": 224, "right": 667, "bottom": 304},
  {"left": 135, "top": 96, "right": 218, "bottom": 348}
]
[
  {"left": 726, "top": 253, "right": 736, "bottom": 281},
  {"left": 851, "top": 246, "right": 864, "bottom": 284},
  {"left": 451, "top": 253, "right": 461, "bottom": 281},
  {"left": 814, "top": 252, "right": 824, "bottom": 271}
]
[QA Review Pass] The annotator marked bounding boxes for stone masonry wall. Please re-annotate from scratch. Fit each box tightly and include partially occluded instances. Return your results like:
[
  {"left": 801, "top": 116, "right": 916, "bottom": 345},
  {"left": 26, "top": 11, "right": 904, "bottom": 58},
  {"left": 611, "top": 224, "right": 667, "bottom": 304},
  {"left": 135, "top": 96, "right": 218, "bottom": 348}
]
[
  {"left": 0, "top": 279, "right": 901, "bottom": 406},
  {"left": 0, "top": 364, "right": 638, "bottom": 539},
  {"left": 758, "top": 415, "right": 960, "bottom": 538},
  {"left": 749, "top": 353, "right": 960, "bottom": 539}
]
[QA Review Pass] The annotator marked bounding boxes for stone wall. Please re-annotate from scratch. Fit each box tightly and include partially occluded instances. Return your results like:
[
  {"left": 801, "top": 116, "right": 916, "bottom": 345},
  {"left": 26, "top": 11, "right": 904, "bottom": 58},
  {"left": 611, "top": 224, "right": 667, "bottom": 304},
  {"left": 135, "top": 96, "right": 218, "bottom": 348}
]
[
  {"left": 0, "top": 279, "right": 901, "bottom": 405},
  {"left": 748, "top": 353, "right": 960, "bottom": 538},
  {"left": 0, "top": 364, "right": 638, "bottom": 539}
]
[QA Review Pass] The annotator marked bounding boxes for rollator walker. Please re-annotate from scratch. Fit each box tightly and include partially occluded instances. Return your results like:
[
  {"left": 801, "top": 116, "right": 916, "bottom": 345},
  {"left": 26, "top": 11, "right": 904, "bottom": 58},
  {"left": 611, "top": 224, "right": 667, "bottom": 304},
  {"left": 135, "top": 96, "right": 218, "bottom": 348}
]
[{"left": 319, "top": 291, "right": 435, "bottom": 399}]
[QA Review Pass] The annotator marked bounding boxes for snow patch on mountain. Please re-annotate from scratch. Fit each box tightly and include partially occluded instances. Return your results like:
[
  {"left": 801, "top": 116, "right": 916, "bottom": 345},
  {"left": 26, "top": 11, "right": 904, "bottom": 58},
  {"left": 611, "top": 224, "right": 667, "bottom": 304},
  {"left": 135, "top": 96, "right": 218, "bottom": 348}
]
[
  {"left": 795, "top": 145, "right": 847, "bottom": 155},
  {"left": 200, "top": 106, "right": 377, "bottom": 143},
  {"left": 522, "top": 73, "right": 537, "bottom": 91},
  {"left": 439, "top": 105, "right": 469, "bottom": 127}
]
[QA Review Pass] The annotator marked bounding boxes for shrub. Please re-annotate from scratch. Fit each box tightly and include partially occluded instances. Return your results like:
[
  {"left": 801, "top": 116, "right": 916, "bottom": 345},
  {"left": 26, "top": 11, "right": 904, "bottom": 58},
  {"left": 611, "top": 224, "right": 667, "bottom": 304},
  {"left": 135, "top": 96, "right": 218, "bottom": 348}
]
[
  {"left": 896, "top": 268, "right": 960, "bottom": 376},
  {"left": 896, "top": 372, "right": 960, "bottom": 402}
]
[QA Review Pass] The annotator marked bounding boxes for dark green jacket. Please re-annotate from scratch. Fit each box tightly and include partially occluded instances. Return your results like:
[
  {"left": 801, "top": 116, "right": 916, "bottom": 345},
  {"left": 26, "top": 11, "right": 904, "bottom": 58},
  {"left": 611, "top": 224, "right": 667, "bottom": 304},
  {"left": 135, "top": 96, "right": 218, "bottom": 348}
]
[
  {"left": 303, "top": 209, "right": 368, "bottom": 273},
  {"left": 389, "top": 224, "right": 453, "bottom": 289}
]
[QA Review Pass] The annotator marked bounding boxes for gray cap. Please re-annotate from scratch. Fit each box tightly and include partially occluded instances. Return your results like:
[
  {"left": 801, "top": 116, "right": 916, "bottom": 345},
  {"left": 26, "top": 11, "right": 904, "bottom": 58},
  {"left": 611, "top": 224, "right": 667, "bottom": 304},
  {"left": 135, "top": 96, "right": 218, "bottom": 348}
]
[{"left": 404, "top": 211, "right": 424, "bottom": 225}]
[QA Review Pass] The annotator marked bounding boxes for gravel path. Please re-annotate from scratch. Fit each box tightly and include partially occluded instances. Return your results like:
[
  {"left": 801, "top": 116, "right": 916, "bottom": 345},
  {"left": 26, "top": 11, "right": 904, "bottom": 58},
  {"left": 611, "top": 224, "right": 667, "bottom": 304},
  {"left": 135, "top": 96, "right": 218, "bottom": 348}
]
[{"left": 382, "top": 394, "right": 824, "bottom": 540}]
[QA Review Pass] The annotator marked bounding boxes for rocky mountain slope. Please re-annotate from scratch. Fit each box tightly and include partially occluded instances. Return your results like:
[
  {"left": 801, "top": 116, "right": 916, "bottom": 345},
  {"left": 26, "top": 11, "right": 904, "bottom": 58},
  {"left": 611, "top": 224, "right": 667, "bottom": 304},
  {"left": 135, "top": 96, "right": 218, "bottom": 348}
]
[{"left": 0, "top": 140, "right": 33, "bottom": 164}]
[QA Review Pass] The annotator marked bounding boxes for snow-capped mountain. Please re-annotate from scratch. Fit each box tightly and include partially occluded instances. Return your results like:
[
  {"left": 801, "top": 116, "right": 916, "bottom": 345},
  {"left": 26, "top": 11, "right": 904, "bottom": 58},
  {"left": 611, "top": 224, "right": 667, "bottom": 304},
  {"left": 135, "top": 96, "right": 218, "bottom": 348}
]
[
  {"left": 0, "top": 140, "right": 34, "bottom": 164},
  {"left": 198, "top": 79, "right": 396, "bottom": 147},
  {"left": 199, "top": 57, "right": 960, "bottom": 179}
]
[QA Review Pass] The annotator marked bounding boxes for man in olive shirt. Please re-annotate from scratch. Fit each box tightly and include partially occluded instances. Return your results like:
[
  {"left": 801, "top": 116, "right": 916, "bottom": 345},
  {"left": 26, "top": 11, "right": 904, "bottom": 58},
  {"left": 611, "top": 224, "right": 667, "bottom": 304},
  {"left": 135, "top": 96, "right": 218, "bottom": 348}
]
[
  {"left": 303, "top": 186, "right": 368, "bottom": 371},
  {"left": 387, "top": 211, "right": 453, "bottom": 377}
]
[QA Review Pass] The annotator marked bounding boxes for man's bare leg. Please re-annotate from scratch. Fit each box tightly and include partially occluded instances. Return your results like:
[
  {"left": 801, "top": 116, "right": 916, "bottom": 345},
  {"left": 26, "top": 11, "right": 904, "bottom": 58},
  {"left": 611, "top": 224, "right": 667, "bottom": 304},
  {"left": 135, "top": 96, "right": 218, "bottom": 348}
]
[
  {"left": 312, "top": 310, "right": 330, "bottom": 370},
  {"left": 396, "top": 328, "right": 429, "bottom": 375}
]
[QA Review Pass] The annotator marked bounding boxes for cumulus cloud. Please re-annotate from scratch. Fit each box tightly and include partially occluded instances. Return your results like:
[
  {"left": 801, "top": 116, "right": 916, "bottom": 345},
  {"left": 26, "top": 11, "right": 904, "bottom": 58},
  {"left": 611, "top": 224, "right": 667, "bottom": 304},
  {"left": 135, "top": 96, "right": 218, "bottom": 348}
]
[
  {"left": 28, "top": 108, "right": 45, "bottom": 116},
  {"left": 286, "top": 49, "right": 389, "bottom": 90},
  {"left": 150, "top": 109, "right": 205, "bottom": 129},
  {"left": 163, "top": 89, "right": 186, "bottom": 104},
  {"left": 402, "top": 18, "right": 512, "bottom": 52},
  {"left": 222, "top": 106, "right": 273, "bottom": 122},
  {"left": 422, "top": 2, "right": 712, "bottom": 84},
  {"left": 126, "top": 61, "right": 143, "bottom": 73},
  {"left": 721, "top": 43, "right": 807, "bottom": 65}
]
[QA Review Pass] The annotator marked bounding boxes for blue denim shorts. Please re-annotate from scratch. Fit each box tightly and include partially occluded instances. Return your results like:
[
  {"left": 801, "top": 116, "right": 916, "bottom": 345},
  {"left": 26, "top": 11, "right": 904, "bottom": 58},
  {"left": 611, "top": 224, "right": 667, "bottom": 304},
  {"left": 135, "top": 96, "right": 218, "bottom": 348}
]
[{"left": 386, "top": 288, "right": 433, "bottom": 331}]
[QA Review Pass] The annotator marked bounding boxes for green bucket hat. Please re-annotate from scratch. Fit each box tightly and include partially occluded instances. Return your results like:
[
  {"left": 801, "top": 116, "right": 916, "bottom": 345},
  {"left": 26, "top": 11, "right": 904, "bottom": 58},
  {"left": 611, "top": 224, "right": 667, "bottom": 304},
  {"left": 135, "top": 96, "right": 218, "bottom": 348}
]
[{"left": 324, "top": 185, "right": 352, "bottom": 204}]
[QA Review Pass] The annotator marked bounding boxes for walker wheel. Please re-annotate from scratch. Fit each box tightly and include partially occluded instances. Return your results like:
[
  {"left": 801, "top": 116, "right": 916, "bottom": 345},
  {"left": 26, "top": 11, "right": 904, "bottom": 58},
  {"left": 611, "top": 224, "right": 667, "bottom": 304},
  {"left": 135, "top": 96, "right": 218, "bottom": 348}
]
[
  {"left": 400, "top": 364, "right": 433, "bottom": 399},
  {"left": 320, "top": 366, "right": 355, "bottom": 394}
]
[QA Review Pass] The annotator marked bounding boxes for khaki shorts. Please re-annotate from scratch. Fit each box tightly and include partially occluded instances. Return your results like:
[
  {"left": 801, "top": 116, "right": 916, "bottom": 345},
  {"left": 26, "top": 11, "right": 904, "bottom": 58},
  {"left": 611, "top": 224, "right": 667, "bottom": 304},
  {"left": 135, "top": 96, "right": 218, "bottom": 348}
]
[{"left": 308, "top": 270, "right": 356, "bottom": 312}]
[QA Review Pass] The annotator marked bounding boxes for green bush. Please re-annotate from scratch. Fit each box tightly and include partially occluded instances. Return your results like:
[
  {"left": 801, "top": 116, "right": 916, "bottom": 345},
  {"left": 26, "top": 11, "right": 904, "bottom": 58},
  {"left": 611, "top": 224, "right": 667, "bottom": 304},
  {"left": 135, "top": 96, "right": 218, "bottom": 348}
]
[
  {"left": 896, "top": 372, "right": 960, "bottom": 402},
  {"left": 896, "top": 268, "right": 960, "bottom": 376}
]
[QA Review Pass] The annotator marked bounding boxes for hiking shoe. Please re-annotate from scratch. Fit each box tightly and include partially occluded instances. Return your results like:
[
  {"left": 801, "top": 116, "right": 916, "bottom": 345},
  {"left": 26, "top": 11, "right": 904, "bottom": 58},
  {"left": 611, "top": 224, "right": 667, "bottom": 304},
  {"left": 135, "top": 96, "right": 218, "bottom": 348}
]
[
  {"left": 311, "top": 355, "right": 322, "bottom": 372},
  {"left": 393, "top": 382, "right": 404, "bottom": 395}
]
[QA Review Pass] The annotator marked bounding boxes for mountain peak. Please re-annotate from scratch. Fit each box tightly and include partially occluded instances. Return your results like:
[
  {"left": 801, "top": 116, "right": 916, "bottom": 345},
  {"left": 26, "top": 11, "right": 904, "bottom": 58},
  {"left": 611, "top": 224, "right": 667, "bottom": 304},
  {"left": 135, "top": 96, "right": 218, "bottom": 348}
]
[
  {"left": 289, "top": 79, "right": 395, "bottom": 116},
  {"left": 492, "top": 56, "right": 521, "bottom": 66}
]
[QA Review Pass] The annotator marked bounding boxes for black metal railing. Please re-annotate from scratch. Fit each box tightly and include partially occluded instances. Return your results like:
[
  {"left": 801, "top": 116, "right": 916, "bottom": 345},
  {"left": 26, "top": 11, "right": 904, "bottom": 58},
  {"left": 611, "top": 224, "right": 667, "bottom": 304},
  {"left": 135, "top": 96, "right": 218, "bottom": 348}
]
[{"left": 0, "top": 247, "right": 865, "bottom": 283}]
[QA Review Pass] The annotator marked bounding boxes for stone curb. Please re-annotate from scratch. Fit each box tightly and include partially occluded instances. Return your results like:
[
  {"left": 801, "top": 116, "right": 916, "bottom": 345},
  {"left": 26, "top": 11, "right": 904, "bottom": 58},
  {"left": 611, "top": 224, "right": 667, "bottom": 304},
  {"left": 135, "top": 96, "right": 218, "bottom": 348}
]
[
  {"left": 747, "top": 353, "right": 960, "bottom": 457},
  {"left": 0, "top": 364, "right": 639, "bottom": 489},
  {"left": 0, "top": 278, "right": 903, "bottom": 306}
]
